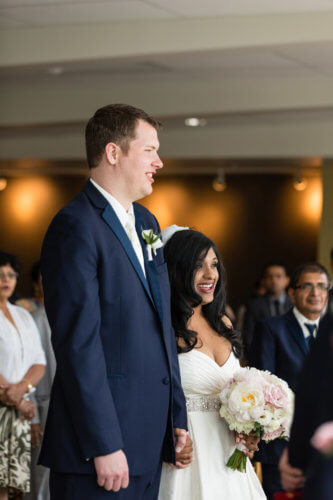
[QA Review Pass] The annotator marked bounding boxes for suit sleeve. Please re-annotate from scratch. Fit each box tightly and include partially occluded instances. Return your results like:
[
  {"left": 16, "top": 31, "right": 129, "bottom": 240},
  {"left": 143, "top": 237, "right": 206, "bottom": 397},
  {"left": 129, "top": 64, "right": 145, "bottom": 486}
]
[
  {"left": 170, "top": 329, "right": 187, "bottom": 430},
  {"left": 289, "top": 319, "right": 333, "bottom": 469},
  {"left": 151, "top": 214, "right": 187, "bottom": 431},
  {"left": 41, "top": 213, "right": 124, "bottom": 459}
]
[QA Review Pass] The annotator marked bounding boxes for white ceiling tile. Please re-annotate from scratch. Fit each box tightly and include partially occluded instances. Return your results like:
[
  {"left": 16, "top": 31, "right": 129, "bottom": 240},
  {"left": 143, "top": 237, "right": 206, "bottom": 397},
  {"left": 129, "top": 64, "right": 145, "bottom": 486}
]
[
  {"left": 147, "top": 0, "right": 333, "bottom": 17},
  {"left": 0, "top": 0, "right": 129, "bottom": 5},
  {"left": 0, "top": 1, "right": 176, "bottom": 27},
  {"left": 0, "top": 13, "right": 25, "bottom": 27},
  {"left": 276, "top": 42, "right": 333, "bottom": 70},
  {"left": 152, "top": 49, "right": 303, "bottom": 72}
]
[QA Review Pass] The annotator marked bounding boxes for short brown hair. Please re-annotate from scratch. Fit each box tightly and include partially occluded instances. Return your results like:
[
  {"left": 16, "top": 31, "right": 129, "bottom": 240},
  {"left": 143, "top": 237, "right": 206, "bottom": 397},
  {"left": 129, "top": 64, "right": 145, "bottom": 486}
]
[{"left": 85, "top": 103, "right": 161, "bottom": 169}]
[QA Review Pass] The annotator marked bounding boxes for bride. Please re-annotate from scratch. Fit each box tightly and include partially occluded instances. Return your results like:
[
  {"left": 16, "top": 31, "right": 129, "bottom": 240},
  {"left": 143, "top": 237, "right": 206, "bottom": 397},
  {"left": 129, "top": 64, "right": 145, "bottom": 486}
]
[{"left": 158, "top": 227, "right": 266, "bottom": 500}]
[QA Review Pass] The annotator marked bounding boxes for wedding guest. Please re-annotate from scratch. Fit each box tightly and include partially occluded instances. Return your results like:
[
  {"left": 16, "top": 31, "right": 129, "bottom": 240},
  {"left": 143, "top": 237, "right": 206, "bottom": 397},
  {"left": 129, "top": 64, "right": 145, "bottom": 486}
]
[
  {"left": 0, "top": 251, "right": 46, "bottom": 500},
  {"left": 25, "top": 305, "right": 56, "bottom": 500},
  {"left": 249, "top": 262, "right": 330, "bottom": 500},
  {"left": 326, "top": 249, "right": 333, "bottom": 316},
  {"left": 243, "top": 262, "right": 291, "bottom": 355},
  {"left": 279, "top": 313, "right": 333, "bottom": 499},
  {"left": 158, "top": 227, "right": 266, "bottom": 500},
  {"left": 16, "top": 261, "right": 43, "bottom": 313},
  {"left": 236, "top": 277, "right": 267, "bottom": 333}
]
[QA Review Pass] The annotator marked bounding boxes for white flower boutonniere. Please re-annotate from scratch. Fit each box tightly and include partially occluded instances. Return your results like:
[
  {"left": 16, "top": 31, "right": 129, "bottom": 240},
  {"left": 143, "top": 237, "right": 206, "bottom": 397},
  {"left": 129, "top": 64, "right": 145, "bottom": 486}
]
[{"left": 141, "top": 229, "right": 163, "bottom": 261}]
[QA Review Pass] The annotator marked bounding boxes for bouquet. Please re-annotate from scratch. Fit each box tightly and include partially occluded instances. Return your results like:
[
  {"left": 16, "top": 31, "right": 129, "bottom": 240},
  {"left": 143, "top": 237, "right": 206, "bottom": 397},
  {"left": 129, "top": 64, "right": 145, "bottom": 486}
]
[{"left": 219, "top": 367, "right": 294, "bottom": 472}]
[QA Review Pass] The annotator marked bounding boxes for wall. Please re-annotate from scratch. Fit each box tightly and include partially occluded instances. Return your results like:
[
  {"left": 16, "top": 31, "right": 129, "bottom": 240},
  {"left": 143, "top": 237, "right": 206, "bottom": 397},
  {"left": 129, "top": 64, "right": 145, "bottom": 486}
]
[
  {"left": 0, "top": 172, "right": 322, "bottom": 308},
  {"left": 0, "top": 175, "right": 86, "bottom": 297},
  {"left": 318, "top": 163, "right": 333, "bottom": 274}
]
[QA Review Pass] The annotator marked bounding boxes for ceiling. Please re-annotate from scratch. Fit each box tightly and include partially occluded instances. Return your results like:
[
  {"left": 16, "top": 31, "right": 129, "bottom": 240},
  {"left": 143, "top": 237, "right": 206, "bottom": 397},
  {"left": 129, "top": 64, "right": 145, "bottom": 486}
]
[
  {"left": 2, "top": 0, "right": 333, "bottom": 28},
  {"left": 1, "top": 1, "right": 333, "bottom": 161}
]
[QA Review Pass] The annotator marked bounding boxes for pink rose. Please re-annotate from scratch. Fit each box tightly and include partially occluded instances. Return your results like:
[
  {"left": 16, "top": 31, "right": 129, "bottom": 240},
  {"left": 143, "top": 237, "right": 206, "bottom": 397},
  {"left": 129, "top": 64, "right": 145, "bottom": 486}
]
[
  {"left": 262, "top": 427, "right": 284, "bottom": 442},
  {"left": 311, "top": 422, "right": 333, "bottom": 455},
  {"left": 264, "top": 384, "right": 288, "bottom": 409}
]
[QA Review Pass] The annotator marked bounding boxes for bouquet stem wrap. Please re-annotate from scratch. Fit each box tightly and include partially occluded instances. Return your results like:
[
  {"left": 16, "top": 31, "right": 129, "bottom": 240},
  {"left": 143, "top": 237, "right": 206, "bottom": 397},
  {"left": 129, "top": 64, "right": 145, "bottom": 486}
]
[{"left": 226, "top": 442, "right": 248, "bottom": 473}]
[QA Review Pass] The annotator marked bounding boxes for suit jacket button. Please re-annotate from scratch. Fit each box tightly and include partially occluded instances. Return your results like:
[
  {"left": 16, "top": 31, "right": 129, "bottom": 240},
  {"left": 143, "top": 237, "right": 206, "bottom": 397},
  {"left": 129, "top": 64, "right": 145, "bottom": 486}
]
[
  {"left": 163, "top": 377, "right": 170, "bottom": 385},
  {"left": 85, "top": 458, "right": 90, "bottom": 462}
]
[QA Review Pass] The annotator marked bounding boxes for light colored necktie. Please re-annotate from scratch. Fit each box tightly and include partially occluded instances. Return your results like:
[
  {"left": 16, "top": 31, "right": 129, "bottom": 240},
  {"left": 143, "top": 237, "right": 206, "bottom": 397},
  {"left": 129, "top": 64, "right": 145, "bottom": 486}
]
[{"left": 124, "top": 213, "right": 146, "bottom": 277}]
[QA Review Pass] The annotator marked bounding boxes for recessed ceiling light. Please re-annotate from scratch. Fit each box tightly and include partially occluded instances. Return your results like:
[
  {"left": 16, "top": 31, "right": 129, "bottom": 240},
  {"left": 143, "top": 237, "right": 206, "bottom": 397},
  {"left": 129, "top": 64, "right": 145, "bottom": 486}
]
[
  {"left": 47, "top": 66, "right": 64, "bottom": 76},
  {"left": 0, "top": 178, "right": 7, "bottom": 191},
  {"left": 184, "top": 117, "right": 207, "bottom": 127},
  {"left": 293, "top": 175, "right": 307, "bottom": 191}
]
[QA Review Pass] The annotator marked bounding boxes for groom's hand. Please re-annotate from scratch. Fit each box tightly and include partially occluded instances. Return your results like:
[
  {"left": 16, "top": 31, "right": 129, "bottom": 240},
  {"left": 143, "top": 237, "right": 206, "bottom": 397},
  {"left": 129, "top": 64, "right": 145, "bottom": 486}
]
[
  {"left": 174, "top": 427, "right": 187, "bottom": 453},
  {"left": 175, "top": 433, "right": 193, "bottom": 469},
  {"left": 94, "top": 450, "right": 129, "bottom": 492}
]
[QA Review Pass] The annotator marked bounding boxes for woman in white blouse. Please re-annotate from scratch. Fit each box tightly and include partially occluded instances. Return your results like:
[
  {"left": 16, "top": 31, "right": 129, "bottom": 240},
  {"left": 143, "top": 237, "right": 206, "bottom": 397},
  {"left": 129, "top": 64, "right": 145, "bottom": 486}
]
[{"left": 0, "top": 252, "right": 46, "bottom": 500}]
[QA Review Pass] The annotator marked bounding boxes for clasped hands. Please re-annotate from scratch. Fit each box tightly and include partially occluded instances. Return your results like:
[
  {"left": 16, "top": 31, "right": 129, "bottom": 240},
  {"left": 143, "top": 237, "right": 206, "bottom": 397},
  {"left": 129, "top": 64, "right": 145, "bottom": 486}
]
[
  {"left": 173, "top": 430, "right": 259, "bottom": 469},
  {"left": 0, "top": 382, "right": 36, "bottom": 421}
]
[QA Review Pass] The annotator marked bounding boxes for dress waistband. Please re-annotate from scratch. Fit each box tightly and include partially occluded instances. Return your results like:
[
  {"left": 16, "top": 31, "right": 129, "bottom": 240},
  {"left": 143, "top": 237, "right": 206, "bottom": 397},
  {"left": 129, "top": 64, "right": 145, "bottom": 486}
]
[{"left": 186, "top": 394, "right": 221, "bottom": 413}]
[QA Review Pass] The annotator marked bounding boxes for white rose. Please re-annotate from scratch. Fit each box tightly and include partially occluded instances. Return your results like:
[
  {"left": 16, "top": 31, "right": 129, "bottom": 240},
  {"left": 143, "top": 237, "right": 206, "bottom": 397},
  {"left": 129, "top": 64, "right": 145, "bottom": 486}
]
[{"left": 227, "top": 382, "right": 265, "bottom": 422}]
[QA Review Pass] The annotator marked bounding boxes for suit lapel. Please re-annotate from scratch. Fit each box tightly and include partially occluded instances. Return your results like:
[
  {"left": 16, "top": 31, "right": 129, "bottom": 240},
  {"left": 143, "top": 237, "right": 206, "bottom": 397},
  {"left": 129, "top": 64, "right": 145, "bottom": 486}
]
[
  {"left": 135, "top": 208, "right": 164, "bottom": 326},
  {"left": 101, "top": 204, "right": 154, "bottom": 305},
  {"left": 286, "top": 311, "right": 308, "bottom": 356},
  {"left": 263, "top": 296, "right": 272, "bottom": 317}
]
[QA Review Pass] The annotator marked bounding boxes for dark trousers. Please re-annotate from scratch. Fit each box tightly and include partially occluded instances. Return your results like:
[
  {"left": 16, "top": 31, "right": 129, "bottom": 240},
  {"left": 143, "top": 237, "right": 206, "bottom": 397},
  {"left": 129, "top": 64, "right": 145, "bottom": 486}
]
[
  {"left": 261, "top": 463, "right": 283, "bottom": 500},
  {"left": 50, "top": 462, "right": 162, "bottom": 500}
]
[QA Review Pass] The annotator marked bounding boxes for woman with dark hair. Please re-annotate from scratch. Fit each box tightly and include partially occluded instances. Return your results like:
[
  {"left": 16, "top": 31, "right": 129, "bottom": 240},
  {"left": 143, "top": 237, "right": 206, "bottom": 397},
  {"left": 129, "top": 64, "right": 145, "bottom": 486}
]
[
  {"left": 0, "top": 252, "right": 46, "bottom": 500},
  {"left": 158, "top": 228, "right": 265, "bottom": 500}
]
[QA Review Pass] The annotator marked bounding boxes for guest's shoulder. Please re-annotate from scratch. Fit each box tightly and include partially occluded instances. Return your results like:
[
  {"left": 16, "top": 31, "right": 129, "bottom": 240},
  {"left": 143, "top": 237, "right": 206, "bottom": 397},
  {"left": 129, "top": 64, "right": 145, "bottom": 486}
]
[
  {"left": 9, "top": 302, "right": 35, "bottom": 324},
  {"left": 246, "top": 294, "right": 268, "bottom": 310},
  {"left": 261, "top": 312, "right": 289, "bottom": 330}
]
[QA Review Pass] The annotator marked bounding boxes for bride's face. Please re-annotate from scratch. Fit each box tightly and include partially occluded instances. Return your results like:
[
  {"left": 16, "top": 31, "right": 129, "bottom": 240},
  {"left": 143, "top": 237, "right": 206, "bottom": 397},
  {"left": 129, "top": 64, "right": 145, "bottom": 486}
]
[{"left": 193, "top": 247, "right": 219, "bottom": 305}]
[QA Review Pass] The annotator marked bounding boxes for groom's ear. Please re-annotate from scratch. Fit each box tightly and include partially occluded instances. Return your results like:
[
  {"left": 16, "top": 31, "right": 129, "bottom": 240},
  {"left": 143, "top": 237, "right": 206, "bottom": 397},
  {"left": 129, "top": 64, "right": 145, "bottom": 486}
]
[{"left": 105, "top": 142, "right": 118, "bottom": 165}]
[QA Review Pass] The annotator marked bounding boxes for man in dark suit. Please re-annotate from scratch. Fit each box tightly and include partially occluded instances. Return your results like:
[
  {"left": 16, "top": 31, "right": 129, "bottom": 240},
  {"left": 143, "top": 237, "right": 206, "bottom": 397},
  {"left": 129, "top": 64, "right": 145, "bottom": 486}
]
[
  {"left": 279, "top": 313, "right": 333, "bottom": 499},
  {"left": 243, "top": 262, "right": 292, "bottom": 356},
  {"left": 248, "top": 262, "right": 330, "bottom": 500},
  {"left": 40, "top": 104, "right": 188, "bottom": 499}
]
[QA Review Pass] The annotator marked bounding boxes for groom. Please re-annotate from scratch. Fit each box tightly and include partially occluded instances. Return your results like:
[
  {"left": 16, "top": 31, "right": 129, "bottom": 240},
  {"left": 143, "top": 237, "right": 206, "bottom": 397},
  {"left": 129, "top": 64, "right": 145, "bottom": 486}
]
[{"left": 39, "top": 104, "right": 188, "bottom": 499}]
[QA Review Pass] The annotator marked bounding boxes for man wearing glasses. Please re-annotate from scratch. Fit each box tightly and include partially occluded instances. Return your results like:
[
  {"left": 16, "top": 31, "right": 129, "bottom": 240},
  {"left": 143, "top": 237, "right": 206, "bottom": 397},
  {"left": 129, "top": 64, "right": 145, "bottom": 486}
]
[{"left": 248, "top": 262, "right": 331, "bottom": 500}]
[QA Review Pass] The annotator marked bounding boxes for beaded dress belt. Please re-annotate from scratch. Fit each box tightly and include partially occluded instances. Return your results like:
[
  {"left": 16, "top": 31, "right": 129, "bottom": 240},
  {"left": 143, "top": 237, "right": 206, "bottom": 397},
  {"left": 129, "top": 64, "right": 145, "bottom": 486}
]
[{"left": 186, "top": 394, "right": 221, "bottom": 413}]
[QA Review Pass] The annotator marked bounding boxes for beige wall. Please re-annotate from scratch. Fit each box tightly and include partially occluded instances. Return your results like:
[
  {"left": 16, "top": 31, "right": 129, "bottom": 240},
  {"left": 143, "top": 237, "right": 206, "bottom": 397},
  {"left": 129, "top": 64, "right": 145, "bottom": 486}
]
[{"left": 318, "top": 164, "right": 333, "bottom": 274}]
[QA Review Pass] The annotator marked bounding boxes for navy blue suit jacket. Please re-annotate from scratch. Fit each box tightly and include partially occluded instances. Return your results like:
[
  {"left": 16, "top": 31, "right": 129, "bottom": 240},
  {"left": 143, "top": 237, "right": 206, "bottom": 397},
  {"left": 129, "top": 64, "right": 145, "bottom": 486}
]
[
  {"left": 243, "top": 293, "right": 292, "bottom": 356},
  {"left": 248, "top": 309, "right": 310, "bottom": 465},
  {"left": 289, "top": 314, "right": 333, "bottom": 499},
  {"left": 39, "top": 181, "right": 187, "bottom": 475}
]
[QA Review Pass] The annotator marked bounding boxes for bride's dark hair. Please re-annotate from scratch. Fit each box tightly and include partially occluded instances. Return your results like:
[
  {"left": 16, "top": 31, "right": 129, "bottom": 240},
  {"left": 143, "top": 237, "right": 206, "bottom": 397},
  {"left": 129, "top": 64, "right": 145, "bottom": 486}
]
[{"left": 164, "top": 229, "right": 242, "bottom": 358}]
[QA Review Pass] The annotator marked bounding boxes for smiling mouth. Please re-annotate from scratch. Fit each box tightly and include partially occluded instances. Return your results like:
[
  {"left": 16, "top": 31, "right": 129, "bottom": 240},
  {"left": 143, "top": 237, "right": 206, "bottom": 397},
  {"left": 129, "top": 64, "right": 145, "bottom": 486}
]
[
  {"left": 197, "top": 283, "right": 214, "bottom": 293},
  {"left": 146, "top": 172, "right": 154, "bottom": 182}
]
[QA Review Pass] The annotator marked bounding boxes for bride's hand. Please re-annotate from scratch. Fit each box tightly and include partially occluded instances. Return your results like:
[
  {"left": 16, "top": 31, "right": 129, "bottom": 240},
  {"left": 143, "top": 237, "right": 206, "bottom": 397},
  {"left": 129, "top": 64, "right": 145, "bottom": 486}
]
[
  {"left": 235, "top": 432, "right": 260, "bottom": 459},
  {"left": 167, "top": 433, "right": 193, "bottom": 469}
]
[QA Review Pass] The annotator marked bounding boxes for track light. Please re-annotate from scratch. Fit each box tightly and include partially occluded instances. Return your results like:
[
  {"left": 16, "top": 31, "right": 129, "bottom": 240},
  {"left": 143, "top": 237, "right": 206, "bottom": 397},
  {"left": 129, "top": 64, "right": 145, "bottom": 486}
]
[
  {"left": 293, "top": 175, "right": 307, "bottom": 191},
  {"left": 212, "top": 170, "right": 227, "bottom": 192}
]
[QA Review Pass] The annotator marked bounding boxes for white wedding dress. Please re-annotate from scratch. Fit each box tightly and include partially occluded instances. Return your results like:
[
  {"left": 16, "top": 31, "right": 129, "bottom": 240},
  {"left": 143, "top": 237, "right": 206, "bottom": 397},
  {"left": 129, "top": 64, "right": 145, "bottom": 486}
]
[{"left": 158, "top": 350, "right": 266, "bottom": 500}]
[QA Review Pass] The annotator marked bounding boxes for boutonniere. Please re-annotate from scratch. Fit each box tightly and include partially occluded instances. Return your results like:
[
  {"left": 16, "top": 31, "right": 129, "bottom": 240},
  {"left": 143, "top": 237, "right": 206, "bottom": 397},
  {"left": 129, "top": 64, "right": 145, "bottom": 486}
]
[{"left": 141, "top": 229, "right": 163, "bottom": 261}]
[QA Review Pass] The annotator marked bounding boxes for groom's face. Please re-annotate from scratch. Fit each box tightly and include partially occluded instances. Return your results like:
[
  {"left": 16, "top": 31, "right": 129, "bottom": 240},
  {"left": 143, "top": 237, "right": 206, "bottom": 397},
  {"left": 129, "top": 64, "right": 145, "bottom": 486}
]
[{"left": 117, "top": 119, "right": 163, "bottom": 202}]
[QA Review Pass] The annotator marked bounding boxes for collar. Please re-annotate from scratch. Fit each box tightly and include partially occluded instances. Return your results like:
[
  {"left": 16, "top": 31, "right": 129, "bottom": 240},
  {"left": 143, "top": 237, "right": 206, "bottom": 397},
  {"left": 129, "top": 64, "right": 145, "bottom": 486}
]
[
  {"left": 268, "top": 292, "right": 287, "bottom": 304},
  {"left": 90, "top": 179, "right": 134, "bottom": 228},
  {"left": 293, "top": 306, "right": 320, "bottom": 338}
]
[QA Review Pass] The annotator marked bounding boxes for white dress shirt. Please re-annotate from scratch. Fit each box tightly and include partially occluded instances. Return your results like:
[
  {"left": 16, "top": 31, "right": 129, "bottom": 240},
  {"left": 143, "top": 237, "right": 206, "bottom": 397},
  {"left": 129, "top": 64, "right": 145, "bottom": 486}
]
[
  {"left": 0, "top": 302, "right": 46, "bottom": 384},
  {"left": 293, "top": 306, "right": 320, "bottom": 340},
  {"left": 90, "top": 179, "right": 146, "bottom": 275}
]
